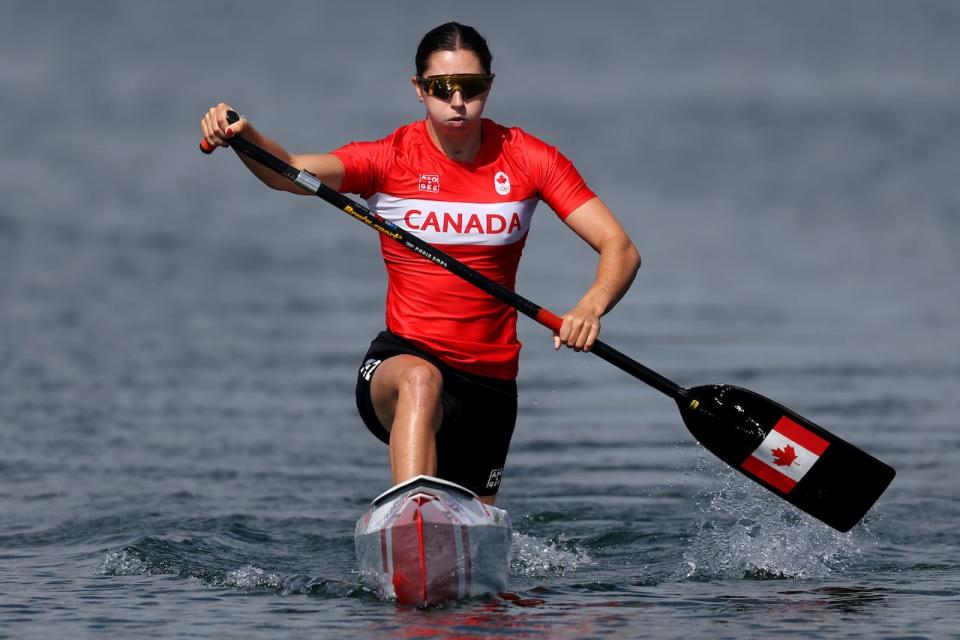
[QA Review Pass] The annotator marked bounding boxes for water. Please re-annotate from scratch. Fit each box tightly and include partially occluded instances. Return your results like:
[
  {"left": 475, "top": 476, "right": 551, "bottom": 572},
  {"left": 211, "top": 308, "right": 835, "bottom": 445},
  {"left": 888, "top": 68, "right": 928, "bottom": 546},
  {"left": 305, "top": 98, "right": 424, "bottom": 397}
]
[{"left": 2, "top": 1, "right": 958, "bottom": 637}]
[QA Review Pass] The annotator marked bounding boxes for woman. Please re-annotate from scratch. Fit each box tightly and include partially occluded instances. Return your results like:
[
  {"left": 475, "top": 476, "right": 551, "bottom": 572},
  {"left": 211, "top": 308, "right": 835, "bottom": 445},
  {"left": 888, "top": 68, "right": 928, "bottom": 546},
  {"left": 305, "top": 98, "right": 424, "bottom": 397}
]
[{"left": 200, "top": 22, "right": 640, "bottom": 505}]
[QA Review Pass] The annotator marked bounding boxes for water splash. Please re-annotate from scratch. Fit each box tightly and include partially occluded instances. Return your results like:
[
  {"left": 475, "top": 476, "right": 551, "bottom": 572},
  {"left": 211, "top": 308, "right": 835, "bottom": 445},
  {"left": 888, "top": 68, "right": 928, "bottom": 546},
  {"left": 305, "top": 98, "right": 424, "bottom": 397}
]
[
  {"left": 97, "top": 549, "right": 154, "bottom": 576},
  {"left": 510, "top": 531, "right": 592, "bottom": 578},
  {"left": 221, "top": 565, "right": 283, "bottom": 589},
  {"left": 678, "top": 458, "right": 872, "bottom": 581}
]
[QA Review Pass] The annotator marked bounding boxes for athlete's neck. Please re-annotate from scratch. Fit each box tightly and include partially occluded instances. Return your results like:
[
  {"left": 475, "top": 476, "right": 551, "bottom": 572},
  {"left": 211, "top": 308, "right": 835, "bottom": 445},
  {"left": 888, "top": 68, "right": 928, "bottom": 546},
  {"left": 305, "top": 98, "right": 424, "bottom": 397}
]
[{"left": 424, "top": 118, "right": 483, "bottom": 163}]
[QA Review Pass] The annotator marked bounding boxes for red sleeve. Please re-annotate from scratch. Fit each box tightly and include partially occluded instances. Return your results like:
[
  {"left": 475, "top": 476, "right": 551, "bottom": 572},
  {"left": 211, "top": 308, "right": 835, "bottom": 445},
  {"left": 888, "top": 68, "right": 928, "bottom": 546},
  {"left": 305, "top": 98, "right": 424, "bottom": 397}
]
[
  {"left": 523, "top": 133, "right": 596, "bottom": 220},
  {"left": 330, "top": 137, "right": 392, "bottom": 198}
]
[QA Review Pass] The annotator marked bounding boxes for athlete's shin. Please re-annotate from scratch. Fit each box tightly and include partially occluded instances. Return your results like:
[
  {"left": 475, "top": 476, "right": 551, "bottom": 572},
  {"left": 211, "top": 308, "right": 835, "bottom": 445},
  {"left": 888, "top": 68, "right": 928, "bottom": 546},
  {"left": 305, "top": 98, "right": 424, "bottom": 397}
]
[
  {"left": 385, "top": 359, "right": 444, "bottom": 483},
  {"left": 389, "top": 424, "right": 438, "bottom": 483}
]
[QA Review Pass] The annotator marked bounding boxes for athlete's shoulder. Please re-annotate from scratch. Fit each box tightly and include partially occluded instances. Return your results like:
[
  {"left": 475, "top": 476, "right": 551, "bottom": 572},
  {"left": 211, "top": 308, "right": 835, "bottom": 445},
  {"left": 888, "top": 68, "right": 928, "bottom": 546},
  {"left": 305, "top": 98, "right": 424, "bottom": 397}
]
[
  {"left": 382, "top": 120, "right": 427, "bottom": 149},
  {"left": 484, "top": 120, "right": 594, "bottom": 218},
  {"left": 486, "top": 119, "right": 563, "bottom": 164},
  {"left": 336, "top": 120, "right": 422, "bottom": 152},
  {"left": 334, "top": 121, "right": 420, "bottom": 163},
  {"left": 332, "top": 121, "right": 423, "bottom": 196}
]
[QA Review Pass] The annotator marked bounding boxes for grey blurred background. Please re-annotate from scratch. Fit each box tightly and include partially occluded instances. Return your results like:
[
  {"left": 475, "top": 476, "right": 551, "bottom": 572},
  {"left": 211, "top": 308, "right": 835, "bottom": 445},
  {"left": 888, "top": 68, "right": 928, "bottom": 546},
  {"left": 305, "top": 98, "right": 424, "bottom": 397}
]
[{"left": 1, "top": 1, "right": 958, "bottom": 637}]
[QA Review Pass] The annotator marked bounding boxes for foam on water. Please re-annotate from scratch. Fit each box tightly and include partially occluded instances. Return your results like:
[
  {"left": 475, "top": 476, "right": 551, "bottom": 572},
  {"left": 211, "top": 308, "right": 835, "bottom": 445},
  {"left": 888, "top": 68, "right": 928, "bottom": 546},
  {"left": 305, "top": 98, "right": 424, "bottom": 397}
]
[
  {"left": 679, "top": 459, "right": 871, "bottom": 581},
  {"left": 221, "top": 565, "right": 283, "bottom": 590},
  {"left": 510, "top": 531, "right": 593, "bottom": 578},
  {"left": 97, "top": 549, "right": 153, "bottom": 576}
]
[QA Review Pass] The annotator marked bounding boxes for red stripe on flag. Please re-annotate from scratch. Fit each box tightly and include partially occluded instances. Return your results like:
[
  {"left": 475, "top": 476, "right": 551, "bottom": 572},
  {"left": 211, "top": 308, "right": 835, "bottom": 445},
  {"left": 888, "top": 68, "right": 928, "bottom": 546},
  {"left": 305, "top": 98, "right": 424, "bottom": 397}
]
[
  {"left": 773, "top": 416, "right": 829, "bottom": 456},
  {"left": 742, "top": 455, "right": 798, "bottom": 494}
]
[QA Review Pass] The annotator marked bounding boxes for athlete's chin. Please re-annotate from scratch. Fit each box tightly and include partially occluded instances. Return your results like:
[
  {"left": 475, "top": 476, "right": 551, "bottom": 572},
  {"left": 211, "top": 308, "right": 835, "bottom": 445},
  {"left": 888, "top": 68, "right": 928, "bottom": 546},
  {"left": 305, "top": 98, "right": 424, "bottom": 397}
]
[{"left": 439, "top": 118, "right": 479, "bottom": 135}]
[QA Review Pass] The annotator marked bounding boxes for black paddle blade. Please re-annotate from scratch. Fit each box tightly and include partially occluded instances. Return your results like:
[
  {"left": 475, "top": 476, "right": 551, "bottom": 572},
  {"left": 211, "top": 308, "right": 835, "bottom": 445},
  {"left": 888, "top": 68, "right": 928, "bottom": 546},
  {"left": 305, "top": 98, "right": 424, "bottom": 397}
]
[{"left": 677, "top": 384, "right": 895, "bottom": 532}]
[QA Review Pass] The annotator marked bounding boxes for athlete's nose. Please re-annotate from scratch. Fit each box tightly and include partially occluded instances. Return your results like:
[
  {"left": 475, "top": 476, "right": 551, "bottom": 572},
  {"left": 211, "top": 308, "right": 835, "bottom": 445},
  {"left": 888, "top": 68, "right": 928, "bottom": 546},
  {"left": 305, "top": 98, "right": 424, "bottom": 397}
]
[{"left": 449, "top": 90, "right": 465, "bottom": 107}]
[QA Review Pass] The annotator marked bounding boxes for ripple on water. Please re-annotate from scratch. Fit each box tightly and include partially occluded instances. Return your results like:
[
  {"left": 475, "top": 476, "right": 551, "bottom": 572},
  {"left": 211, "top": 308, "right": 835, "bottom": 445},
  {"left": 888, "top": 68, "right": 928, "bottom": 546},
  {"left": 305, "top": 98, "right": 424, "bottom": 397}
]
[
  {"left": 100, "top": 530, "right": 595, "bottom": 600},
  {"left": 97, "top": 548, "right": 374, "bottom": 599}
]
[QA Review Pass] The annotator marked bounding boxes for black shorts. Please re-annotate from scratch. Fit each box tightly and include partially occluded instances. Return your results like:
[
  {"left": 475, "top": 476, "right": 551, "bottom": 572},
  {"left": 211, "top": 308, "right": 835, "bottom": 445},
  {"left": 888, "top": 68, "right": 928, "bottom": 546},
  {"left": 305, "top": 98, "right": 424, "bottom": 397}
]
[{"left": 355, "top": 330, "right": 518, "bottom": 496}]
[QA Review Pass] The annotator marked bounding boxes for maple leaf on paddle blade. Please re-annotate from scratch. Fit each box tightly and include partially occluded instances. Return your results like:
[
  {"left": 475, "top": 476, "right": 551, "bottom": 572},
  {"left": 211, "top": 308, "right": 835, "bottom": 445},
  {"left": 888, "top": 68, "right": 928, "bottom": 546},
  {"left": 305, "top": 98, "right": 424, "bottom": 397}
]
[{"left": 771, "top": 444, "right": 798, "bottom": 466}]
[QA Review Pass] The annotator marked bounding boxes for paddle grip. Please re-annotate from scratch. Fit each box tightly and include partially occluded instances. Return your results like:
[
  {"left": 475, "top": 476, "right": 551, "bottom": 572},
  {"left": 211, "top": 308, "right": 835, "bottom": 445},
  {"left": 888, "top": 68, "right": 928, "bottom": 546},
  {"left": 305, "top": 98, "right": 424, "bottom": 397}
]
[
  {"left": 198, "top": 110, "right": 241, "bottom": 154},
  {"left": 534, "top": 308, "right": 563, "bottom": 333}
]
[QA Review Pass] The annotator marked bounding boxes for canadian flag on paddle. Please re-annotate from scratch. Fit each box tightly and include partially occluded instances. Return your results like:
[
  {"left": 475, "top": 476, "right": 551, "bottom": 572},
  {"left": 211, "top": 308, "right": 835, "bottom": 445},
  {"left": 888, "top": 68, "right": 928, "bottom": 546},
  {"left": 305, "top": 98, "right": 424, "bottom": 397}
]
[{"left": 741, "top": 416, "right": 830, "bottom": 494}]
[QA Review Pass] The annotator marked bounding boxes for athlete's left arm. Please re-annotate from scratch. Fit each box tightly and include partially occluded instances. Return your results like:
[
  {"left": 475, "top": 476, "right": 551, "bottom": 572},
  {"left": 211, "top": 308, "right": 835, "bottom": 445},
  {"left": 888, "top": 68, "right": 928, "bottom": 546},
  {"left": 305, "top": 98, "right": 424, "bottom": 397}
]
[{"left": 555, "top": 197, "right": 641, "bottom": 352}]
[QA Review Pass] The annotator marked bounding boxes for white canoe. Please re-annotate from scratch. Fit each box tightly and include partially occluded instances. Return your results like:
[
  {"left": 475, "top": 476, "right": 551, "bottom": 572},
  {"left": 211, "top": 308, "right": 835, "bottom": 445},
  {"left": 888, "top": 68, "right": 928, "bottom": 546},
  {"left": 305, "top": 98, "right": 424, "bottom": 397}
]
[{"left": 355, "top": 475, "right": 512, "bottom": 607}]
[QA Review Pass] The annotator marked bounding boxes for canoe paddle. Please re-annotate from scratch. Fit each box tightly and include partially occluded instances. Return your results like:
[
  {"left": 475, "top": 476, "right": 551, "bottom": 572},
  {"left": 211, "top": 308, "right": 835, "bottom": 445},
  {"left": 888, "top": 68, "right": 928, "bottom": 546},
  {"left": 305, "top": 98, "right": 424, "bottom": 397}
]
[{"left": 200, "top": 111, "right": 895, "bottom": 532}]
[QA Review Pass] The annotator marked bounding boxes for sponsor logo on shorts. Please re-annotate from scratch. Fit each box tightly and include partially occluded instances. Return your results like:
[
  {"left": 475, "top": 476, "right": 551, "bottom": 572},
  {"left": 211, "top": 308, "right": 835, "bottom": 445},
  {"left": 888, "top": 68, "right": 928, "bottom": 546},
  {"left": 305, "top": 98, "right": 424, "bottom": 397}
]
[
  {"left": 486, "top": 467, "right": 503, "bottom": 489},
  {"left": 360, "top": 358, "right": 382, "bottom": 382}
]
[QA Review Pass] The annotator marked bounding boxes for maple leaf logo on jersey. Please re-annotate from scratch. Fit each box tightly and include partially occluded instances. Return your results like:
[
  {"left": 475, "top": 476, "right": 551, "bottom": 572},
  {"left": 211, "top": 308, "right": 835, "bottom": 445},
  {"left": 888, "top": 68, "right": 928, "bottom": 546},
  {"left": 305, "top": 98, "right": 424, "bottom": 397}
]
[
  {"left": 494, "top": 171, "right": 511, "bottom": 196},
  {"left": 771, "top": 444, "right": 799, "bottom": 466}
]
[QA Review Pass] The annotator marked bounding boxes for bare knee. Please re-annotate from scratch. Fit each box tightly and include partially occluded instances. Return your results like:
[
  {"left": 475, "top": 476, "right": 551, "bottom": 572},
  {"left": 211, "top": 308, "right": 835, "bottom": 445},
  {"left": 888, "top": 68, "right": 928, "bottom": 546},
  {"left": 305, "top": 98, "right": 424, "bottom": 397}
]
[
  {"left": 398, "top": 362, "right": 443, "bottom": 399},
  {"left": 371, "top": 357, "right": 444, "bottom": 433}
]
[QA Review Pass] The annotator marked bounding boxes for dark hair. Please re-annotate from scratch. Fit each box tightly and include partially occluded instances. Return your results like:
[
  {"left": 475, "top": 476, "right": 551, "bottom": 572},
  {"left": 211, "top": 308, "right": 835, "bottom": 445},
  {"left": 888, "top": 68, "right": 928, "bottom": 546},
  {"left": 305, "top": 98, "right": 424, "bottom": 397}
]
[{"left": 415, "top": 22, "right": 492, "bottom": 76}]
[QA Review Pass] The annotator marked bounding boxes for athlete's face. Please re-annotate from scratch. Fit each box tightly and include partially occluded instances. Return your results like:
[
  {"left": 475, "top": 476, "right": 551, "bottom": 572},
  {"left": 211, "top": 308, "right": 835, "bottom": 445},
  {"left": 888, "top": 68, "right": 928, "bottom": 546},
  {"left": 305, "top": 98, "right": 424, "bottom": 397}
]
[{"left": 412, "top": 49, "right": 491, "bottom": 136}]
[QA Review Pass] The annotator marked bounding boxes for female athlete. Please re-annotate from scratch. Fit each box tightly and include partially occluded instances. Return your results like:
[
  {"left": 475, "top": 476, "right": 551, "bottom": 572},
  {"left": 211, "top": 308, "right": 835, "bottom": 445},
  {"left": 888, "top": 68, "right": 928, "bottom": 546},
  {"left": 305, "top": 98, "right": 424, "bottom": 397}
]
[{"left": 200, "top": 22, "right": 641, "bottom": 504}]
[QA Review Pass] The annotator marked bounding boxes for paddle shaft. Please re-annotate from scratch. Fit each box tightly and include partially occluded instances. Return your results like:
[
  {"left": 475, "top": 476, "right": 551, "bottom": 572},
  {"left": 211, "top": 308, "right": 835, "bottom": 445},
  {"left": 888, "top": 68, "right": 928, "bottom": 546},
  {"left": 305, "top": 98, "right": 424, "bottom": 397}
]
[{"left": 207, "top": 118, "right": 684, "bottom": 399}]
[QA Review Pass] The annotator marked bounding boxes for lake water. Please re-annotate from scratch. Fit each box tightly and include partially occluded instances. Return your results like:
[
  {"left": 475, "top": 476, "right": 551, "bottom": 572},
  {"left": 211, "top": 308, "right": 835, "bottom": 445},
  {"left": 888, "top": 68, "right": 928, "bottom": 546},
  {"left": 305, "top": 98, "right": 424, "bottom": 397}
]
[{"left": 1, "top": 1, "right": 958, "bottom": 638}]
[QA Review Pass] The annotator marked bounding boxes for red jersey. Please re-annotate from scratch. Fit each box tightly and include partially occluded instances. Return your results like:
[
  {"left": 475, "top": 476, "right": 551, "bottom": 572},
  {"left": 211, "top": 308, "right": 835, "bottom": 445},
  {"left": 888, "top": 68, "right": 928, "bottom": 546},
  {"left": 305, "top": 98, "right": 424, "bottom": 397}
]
[{"left": 332, "top": 119, "right": 595, "bottom": 379}]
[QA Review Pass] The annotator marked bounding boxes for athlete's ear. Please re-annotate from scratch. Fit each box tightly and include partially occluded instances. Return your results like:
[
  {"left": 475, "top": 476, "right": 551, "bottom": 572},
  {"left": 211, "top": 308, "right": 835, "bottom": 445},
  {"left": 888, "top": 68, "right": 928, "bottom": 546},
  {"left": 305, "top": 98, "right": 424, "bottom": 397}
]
[{"left": 411, "top": 76, "right": 425, "bottom": 103}]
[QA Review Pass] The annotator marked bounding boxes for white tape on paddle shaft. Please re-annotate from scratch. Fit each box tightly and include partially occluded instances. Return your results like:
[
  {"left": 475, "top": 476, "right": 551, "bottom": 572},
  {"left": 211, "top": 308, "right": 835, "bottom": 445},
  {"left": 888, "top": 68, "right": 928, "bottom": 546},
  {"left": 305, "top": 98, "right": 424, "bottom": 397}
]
[{"left": 294, "top": 170, "right": 322, "bottom": 193}]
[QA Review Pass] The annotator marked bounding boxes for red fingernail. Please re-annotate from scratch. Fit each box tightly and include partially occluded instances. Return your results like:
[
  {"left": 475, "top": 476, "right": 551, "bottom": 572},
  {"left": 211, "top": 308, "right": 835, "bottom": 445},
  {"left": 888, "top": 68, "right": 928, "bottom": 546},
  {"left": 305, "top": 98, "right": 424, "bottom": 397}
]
[{"left": 225, "top": 128, "right": 233, "bottom": 136}]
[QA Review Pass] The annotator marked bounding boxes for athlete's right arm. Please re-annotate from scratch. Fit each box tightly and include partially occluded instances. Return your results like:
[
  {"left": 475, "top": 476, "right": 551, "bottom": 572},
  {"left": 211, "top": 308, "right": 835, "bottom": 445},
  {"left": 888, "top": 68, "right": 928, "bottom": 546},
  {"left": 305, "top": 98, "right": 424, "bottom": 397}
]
[{"left": 201, "top": 103, "right": 344, "bottom": 192}]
